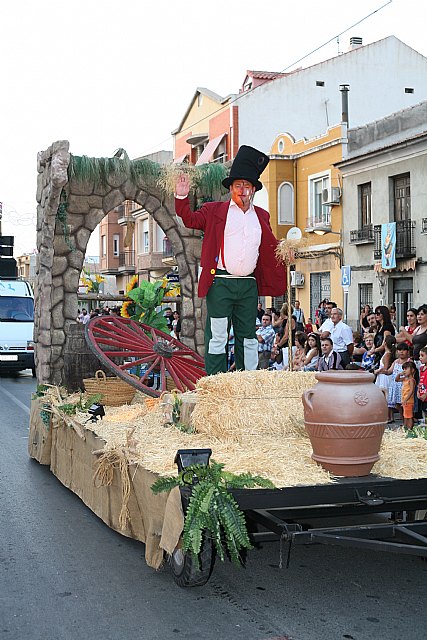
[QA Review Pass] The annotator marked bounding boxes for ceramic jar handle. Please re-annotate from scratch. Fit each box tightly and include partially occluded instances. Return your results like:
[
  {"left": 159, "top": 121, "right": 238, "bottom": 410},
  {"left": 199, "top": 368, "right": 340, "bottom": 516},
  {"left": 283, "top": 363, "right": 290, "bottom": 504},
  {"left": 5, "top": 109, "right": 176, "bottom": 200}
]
[{"left": 303, "top": 389, "right": 315, "bottom": 412}]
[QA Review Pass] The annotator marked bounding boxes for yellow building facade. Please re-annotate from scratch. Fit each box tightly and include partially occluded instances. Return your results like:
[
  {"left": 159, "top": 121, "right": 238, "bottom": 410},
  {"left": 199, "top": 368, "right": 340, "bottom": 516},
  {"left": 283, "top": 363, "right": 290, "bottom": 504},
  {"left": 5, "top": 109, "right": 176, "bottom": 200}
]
[{"left": 261, "top": 125, "right": 346, "bottom": 320}]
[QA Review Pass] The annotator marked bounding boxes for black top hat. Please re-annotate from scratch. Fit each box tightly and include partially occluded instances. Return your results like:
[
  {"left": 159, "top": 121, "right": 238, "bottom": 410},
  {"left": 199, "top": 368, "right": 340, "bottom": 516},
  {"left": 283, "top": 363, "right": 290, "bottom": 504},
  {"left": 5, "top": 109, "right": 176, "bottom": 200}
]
[{"left": 222, "top": 145, "right": 269, "bottom": 192}]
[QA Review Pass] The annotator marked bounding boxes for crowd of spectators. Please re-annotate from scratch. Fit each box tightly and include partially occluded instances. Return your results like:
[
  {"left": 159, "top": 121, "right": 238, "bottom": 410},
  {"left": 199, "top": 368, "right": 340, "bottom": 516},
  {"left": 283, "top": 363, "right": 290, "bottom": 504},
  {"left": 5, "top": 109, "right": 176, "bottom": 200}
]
[
  {"left": 76, "top": 306, "right": 121, "bottom": 324},
  {"left": 254, "top": 299, "right": 427, "bottom": 429}
]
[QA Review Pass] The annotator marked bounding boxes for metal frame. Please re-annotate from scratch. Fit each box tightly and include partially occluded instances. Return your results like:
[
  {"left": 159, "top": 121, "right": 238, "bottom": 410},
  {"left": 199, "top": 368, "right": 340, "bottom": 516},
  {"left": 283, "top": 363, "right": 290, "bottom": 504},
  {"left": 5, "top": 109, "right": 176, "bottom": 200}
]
[{"left": 232, "top": 477, "right": 427, "bottom": 558}]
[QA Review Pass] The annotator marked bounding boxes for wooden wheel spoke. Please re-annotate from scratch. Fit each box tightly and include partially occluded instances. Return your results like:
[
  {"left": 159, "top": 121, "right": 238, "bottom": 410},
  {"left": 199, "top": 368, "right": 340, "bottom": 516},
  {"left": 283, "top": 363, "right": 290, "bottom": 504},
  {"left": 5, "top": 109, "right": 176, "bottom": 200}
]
[
  {"left": 119, "top": 356, "right": 156, "bottom": 370},
  {"left": 104, "top": 351, "right": 154, "bottom": 359},
  {"left": 169, "top": 359, "right": 203, "bottom": 384},
  {"left": 165, "top": 360, "right": 187, "bottom": 392},
  {"left": 138, "top": 357, "right": 160, "bottom": 385},
  {"left": 94, "top": 324, "right": 150, "bottom": 349},
  {"left": 173, "top": 356, "right": 207, "bottom": 375},
  {"left": 159, "top": 359, "right": 166, "bottom": 391},
  {"left": 92, "top": 328, "right": 146, "bottom": 348}
]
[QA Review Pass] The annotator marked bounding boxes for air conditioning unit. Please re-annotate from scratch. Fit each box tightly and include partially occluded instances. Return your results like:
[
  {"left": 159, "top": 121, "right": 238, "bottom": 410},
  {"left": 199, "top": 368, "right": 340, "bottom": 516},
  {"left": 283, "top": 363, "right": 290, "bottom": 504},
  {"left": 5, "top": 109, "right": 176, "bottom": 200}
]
[
  {"left": 290, "top": 271, "right": 305, "bottom": 287},
  {"left": 322, "top": 187, "right": 341, "bottom": 205}
]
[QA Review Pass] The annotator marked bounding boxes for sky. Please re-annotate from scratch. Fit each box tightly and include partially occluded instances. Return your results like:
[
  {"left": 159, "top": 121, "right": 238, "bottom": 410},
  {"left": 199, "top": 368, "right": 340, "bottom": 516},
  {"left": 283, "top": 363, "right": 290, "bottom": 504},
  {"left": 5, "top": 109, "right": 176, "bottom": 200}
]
[{"left": 1, "top": 0, "right": 426, "bottom": 257}]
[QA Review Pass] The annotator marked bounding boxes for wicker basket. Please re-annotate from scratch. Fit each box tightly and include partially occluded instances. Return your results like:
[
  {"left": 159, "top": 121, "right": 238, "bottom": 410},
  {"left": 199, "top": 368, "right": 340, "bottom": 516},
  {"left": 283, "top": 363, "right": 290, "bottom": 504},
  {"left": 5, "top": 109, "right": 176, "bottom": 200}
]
[{"left": 83, "top": 370, "right": 136, "bottom": 406}]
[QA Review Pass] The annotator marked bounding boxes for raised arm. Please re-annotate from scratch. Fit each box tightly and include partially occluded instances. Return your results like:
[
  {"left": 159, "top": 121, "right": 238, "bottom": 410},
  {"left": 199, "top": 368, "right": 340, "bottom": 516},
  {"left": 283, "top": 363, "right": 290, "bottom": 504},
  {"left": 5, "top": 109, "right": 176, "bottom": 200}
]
[{"left": 174, "top": 174, "right": 208, "bottom": 231}]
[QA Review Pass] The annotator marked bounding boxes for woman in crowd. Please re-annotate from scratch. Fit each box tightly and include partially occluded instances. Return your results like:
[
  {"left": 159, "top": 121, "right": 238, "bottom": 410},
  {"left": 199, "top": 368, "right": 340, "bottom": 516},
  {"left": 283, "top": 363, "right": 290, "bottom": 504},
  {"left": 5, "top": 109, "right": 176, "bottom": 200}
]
[
  {"left": 171, "top": 310, "right": 181, "bottom": 341},
  {"left": 367, "top": 305, "right": 395, "bottom": 364},
  {"left": 374, "top": 335, "right": 396, "bottom": 400},
  {"left": 359, "top": 304, "right": 371, "bottom": 334},
  {"left": 397, "top": 307, "right": 418, "bottom": 346},
  {"left": 276, "top": 303, "right": 296, "bottom": 368},
  {"left": 361, "top": 334, "right": 377, "bottom": 371},
  {"left": 352, "top": 331, "right": 366, "bottom": 364},
  {"left": 292, "top": 331, "right": 307, "bottom": 371},
  {"left": 303, "top": 332, "right": 321, "bottom": 371},
  {"left": 397, "top": 304, "right": 427, "bottom": 363}
]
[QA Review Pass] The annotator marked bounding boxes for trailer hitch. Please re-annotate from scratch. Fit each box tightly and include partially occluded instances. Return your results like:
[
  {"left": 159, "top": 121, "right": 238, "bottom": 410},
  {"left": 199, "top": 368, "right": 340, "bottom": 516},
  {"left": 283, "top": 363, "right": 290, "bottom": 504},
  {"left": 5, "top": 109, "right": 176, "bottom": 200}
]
[{"left": 355, "top": 489, "right": 385, "bottom": 506}]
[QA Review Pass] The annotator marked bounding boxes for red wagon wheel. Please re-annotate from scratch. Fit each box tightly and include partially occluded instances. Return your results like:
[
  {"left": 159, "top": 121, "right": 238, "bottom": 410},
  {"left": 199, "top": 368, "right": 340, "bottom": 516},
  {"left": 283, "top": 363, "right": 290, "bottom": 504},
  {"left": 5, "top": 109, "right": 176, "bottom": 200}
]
[{"left": 85, "top": 316, "right": 206, "bottom": 398}]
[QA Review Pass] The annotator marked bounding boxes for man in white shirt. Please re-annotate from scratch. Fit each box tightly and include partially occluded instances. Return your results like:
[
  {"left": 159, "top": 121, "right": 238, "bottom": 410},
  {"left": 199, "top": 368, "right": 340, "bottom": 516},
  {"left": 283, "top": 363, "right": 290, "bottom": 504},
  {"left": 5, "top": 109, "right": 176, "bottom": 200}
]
[
  {"left": 322, "top": 307, "right": 354, "bottom": 367},
  {"left": 293, "top": 300, "right": 305, "bottom": 332},
  {"left": 175, "top": 146, "right": 286, "bottom": 375},
  {"left": 318, "top": 301, "right": 337, "bottom": 334}
]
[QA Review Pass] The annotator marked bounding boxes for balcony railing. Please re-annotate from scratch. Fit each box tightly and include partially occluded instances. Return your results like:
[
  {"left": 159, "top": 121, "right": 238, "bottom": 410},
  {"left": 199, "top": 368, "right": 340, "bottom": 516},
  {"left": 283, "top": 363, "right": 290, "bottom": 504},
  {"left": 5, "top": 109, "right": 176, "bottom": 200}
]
[
  {"left": 373, "top": 220, "right": 416, "bottom": 261},
  {"left": 163, "top": 238, "right": 174, "bottom": 258},
  {"left": 305, "top": 211, "right": 331, "bottom": 232},
  {"left": 119, "top": 250, "right": 135, "bottom": 269},
  {"left": 422, "top": 218, "right": 427, "bottom": 234},
  {"left": 350, "top": 224, "right": 374, "bottom": 244}
]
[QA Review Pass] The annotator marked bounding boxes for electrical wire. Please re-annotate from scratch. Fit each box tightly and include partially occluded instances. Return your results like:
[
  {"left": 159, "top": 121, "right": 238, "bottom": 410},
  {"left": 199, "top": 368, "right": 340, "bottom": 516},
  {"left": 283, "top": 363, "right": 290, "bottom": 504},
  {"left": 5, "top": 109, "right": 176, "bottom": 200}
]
[{"left": 140, "top": 1, "right": 393, "bottom": 156}]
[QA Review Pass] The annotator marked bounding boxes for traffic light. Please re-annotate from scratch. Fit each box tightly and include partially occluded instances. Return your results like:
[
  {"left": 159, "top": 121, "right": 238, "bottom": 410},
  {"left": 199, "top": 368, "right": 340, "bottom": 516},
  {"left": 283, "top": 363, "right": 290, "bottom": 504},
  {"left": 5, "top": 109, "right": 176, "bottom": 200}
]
[{"left": 0, "top": 236, "right": 14, "bottom": 257}]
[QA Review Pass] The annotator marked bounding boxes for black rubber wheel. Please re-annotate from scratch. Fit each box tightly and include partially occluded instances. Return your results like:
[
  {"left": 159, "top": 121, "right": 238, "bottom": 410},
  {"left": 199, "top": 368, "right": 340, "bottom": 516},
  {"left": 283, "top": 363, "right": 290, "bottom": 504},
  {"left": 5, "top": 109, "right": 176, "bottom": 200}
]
[
  {"left": 170, "top": 534, "right": 215, "bottom": 588},
  {"left": 31, "top": 365, "right": 36, "bottom": 378}
]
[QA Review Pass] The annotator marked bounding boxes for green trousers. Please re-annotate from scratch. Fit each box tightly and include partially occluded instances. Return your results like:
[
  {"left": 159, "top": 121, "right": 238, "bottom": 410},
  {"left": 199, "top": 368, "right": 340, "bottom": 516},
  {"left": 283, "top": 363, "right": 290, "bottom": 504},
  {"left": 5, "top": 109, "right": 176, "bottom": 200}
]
[{"left": 204, "top": 274, "right": 258, "bottom": 375}]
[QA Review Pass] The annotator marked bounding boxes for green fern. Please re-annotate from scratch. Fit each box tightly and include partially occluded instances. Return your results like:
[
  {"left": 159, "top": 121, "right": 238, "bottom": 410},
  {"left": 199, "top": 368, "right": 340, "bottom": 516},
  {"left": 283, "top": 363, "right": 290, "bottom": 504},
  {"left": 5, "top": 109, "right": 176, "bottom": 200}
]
[{"left": 151, "top": 460, "right": 274, "bottom": 566}]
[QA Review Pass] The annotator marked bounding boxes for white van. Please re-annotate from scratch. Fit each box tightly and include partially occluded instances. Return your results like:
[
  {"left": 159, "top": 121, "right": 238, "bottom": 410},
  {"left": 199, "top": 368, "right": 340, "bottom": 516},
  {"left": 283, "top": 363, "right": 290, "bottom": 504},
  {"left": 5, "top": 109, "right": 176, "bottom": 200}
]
[{"left": 0, "top": 279, "right": 35, "bottom": 376}]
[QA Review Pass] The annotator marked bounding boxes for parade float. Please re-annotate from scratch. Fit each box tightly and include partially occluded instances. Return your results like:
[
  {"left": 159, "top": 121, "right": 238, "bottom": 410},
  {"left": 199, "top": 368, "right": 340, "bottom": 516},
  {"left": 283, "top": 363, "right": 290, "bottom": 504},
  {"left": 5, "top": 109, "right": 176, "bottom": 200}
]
[{"left": 29, "top": 142, "right": 427, "bottom": 587}]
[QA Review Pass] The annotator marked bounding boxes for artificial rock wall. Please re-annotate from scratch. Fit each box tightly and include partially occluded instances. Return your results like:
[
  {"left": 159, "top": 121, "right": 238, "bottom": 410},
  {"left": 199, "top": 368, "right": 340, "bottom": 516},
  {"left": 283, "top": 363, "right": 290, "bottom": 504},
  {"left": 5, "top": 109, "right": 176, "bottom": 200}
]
[{"left": 35, "top": 140, "right": 205, "bottom": 385}]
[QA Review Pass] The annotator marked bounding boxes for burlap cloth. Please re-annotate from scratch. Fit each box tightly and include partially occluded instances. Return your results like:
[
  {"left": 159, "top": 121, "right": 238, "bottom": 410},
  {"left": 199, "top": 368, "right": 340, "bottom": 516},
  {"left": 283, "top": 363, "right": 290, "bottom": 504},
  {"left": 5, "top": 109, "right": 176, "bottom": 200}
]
[{"left": 28, "top": 399, "right": 184, "bottom": 569}]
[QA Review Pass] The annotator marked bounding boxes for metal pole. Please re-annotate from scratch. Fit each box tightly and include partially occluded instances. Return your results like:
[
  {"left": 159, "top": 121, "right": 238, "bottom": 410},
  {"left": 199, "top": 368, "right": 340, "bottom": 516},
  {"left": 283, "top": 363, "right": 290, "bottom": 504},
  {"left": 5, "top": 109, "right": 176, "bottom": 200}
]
[{"left": 287, "top": 262, "right": 293, "bottom": 371}]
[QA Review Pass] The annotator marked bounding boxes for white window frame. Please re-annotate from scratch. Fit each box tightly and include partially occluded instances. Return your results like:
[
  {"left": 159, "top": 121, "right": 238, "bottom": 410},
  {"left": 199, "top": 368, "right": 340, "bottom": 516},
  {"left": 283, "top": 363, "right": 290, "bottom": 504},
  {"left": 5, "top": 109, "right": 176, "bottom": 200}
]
[
  {"left": 278, "top": 181, "right": 295, "bottom": 225},
  {"left": 101, "top": 235, "right": 106, "bottom": 257},
  {"left": 308, "top": 170, "right": 331, "bottom": 226},
  {"left": 112, "top": 234, "right": 120, "bottom": 257},
  {"left": 138, "top": 217, "right": 150, "bottom": 255},
  {"left": 143, "top": 230, "right": 149, "bottom": 254}
]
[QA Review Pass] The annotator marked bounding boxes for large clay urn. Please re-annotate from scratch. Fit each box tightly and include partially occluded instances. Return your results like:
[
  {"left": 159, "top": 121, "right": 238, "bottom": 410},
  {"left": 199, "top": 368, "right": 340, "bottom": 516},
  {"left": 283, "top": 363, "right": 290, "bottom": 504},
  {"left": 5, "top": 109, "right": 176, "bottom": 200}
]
[{"left": 302, "top": 371, "right": 388, "bottom": 477}]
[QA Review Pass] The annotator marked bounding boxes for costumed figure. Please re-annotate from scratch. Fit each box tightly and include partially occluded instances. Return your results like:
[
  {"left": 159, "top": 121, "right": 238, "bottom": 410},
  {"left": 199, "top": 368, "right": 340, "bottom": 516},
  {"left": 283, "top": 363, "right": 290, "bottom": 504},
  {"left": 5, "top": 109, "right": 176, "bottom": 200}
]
[{"left": 175, "top": 145, "right": 286, "bottom": 375}]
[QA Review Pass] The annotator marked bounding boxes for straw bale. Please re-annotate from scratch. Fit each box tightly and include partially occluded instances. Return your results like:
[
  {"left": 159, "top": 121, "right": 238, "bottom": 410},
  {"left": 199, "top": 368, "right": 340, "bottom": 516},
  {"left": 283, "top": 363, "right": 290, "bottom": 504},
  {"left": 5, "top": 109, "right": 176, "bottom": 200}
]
[
  {"left": 372, "top": 428, "right": 427, "bottom": 479},
  {"left": 191, "top": 370, "right": 316, "bottom": 441}
]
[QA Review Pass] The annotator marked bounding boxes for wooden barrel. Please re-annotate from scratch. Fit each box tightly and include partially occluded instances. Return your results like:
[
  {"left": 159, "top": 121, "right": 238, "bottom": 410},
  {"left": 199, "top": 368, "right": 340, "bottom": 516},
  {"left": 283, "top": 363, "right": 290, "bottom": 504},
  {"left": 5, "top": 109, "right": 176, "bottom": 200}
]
[{"left": 62, "top": 323, "right": 108, "bottom": 392}]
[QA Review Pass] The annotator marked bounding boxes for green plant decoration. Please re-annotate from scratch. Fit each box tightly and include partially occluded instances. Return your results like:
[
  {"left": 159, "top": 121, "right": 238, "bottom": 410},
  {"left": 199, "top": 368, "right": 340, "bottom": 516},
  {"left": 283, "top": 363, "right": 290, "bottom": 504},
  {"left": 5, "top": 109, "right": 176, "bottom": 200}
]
[
  {"left": 170, "top": 392, "right": 194, "bottom": 434},
  {"left": 406, "top": 424, "right": 427, "bottom": 439},
  {"left": 122, "top": 279, "right": 171, "bottom": 332},
  {"left": 32, "top": 384, "right": 49, "bottom": 399},
  {"left": 57, "top": 393, "right": 103, "bottom": 416},
  {"left": 40, "top": 405, "right": 51, "bottom": 428},
  {"left": 56, "top": 189, "right": 75, "bottom": 251},
  {"left": 151, "top": 461, "right": 274, "bottom": 566},
  {"left": 68, "top": 151, "right": 228, "bottom": 200}
]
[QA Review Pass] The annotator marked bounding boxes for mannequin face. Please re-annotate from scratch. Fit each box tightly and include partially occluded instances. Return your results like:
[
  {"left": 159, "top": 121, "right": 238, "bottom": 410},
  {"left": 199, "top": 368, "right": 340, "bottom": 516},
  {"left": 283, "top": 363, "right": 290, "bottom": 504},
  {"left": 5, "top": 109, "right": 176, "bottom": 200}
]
[{"left": 230, "top": 180, "right": 256, "bottom": 211}]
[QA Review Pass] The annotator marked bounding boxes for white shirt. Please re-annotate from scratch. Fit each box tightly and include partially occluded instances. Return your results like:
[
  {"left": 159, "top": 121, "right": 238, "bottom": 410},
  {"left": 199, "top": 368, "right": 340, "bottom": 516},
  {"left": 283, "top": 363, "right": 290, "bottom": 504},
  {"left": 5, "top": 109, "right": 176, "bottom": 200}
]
[
  {"left": 319, "top": 317, "right": 334, "bottom": 333},
  {"left": 217, "top": 201, "right": 261, "bottom": 276},
  {"left": 330, "top": 320, "right": 353, "bottom": 352}
]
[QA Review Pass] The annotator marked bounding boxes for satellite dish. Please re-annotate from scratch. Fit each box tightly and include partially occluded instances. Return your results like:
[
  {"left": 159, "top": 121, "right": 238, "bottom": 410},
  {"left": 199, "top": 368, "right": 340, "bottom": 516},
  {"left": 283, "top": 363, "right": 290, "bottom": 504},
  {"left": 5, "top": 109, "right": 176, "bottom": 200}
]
[{"left": 287, "top": 227, "right": 302, "bottom": 241}]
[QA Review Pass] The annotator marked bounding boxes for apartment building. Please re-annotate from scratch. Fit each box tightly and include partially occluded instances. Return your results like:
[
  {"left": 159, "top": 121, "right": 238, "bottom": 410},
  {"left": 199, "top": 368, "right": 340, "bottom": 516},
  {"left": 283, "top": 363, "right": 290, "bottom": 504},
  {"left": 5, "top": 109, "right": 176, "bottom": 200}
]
[{"left": 338, "top": 101, "right": 427, "bottom": 328}]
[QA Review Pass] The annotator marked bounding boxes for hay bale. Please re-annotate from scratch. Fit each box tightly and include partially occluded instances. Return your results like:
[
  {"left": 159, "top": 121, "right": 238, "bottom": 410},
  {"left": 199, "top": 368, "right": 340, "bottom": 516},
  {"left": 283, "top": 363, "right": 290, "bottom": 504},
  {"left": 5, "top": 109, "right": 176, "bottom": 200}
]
[
  {"left": 372, "top": 429, "right": 427, "bottom": 479},
  {"left": 191, "top": 370, "right": 316, "bottom": 442}
]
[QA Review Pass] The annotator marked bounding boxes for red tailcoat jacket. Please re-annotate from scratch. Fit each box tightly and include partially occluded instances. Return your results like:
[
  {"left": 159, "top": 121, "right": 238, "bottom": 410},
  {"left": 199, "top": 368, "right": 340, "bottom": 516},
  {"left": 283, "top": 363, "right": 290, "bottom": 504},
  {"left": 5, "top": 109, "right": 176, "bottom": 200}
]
[{"left": 175, "top": 197, "right": 287, "bottom": 298}]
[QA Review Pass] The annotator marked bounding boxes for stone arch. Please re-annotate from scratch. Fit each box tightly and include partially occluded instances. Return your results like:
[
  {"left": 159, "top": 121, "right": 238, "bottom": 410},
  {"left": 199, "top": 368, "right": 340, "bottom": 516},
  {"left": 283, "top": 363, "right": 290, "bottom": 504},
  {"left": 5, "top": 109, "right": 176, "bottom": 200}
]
[{"left": 35, "top": 140, "right": 206, "bottom": 384}]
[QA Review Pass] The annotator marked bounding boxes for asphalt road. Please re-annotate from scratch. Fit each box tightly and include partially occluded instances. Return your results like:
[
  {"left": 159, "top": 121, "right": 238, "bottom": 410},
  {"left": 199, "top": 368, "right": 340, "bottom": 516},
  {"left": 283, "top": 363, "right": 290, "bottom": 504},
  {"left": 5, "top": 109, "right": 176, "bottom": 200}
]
[{"left": 1, "top": 371, "right": 427, "bottom": 640}]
